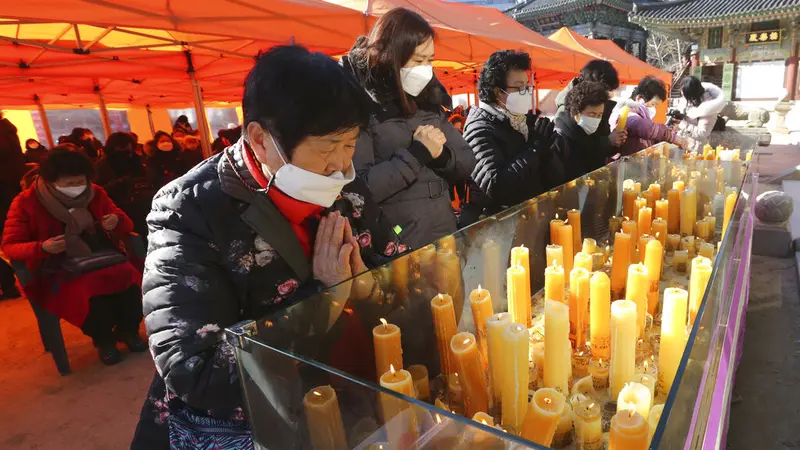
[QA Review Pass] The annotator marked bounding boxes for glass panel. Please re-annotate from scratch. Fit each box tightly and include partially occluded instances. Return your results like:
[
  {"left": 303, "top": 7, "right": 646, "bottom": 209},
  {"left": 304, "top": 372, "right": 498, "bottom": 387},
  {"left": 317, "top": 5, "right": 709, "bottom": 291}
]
[
  {"left": 167, "top": 108, "right": 197, "bottom": 130},
  {"left": 33, "top": 109, "right": 106, "bottom": 142},
  {"left": 206, "top": 107, "right": 239, "bottom": 135},
  {"left": 108, "top": 110, "right": 131, "bottom": 133},
  {"left": 230, "top": 144, "right": 752, "bottom": 449}
]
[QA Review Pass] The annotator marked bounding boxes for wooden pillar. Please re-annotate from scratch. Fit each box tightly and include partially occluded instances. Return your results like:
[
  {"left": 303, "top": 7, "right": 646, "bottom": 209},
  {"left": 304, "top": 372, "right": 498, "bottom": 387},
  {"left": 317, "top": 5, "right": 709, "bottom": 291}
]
[
  {"left": 95, "top": 85, "right": 113, "bottom": 140},
  {"left": 185, "top": 50, "right": 212, "bottom": 158},
  {"left": 33, "top": 95, "right": 54, "bottom": 148},
  {"left": 146, "top": 104, "right": 156, "bottom": 135}
]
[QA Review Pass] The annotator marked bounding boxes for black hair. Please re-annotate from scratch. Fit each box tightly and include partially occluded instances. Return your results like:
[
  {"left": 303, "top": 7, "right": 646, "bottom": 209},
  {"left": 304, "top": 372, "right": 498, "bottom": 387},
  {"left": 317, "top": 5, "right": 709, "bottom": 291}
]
[
  {"left": 25, "top": 138, "right": 40, "bottom": 147},
  {"left": 104, "top": 132, "right": 135, "bottom": 155},
  {"left": 632, "top": 76, "right": 667, "bottom": 103},
  {"left": 39, "top": 147, "right": 95, "bottom": 182},
  {"left": 565, "top": 81, "right": 610, "bottom": 117},
  {"left": 176, "top": 115, "right": 190, "bottom": 125},
  {"left": 69, "top": 127, "right": 88, "bottom": 141},
  {"left": 478, "top": 50, "right": 532, "bottom": 104},
  {"left": 242, "top": 45, "right": 372, "bottom": 157},
  {"left": 681, "top": 76, "right": 705, "bottom": 107},
  {"left": 577, "top": 60, "right": 620, "bottom": 91}
]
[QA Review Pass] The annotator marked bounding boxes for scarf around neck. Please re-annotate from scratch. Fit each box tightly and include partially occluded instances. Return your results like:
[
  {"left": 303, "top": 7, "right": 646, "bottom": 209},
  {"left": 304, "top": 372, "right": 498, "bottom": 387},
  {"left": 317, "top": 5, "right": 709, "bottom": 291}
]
[
  {"left": 485, "top": 103, "right": 529, "bottom": 139},
  {"left": 35, "top": 176, "right": 96, "bottom": 257}
]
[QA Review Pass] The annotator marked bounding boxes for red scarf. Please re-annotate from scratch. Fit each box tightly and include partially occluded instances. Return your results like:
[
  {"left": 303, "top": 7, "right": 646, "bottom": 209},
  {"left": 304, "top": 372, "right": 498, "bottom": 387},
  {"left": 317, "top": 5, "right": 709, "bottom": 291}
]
[{"left": 241, "top": 145, "right": 324, "bottom": 257}]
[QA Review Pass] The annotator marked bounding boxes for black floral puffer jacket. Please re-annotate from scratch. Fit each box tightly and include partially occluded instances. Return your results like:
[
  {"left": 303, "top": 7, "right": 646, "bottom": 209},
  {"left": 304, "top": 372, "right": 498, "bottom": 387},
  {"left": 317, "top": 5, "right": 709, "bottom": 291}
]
[{"left": 130, "top": 140, "right": 404, "bottom": 449}]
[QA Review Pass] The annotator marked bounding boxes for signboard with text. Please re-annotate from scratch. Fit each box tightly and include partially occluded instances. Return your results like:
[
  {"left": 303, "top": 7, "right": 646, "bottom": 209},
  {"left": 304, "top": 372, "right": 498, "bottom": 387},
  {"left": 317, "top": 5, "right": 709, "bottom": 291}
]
[{"left": 746, "top": 30, "right": 782, "bottom": 45}]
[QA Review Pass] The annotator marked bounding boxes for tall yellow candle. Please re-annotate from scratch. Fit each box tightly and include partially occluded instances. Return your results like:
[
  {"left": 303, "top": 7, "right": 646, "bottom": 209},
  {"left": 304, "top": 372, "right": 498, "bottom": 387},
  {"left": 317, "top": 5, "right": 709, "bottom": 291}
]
[
  {"left": 666, "top": 234, "right": 681, "bottom": 254},
  {"left": 379, "top": 366, "right": 418, "bottom": 445},
  {"left": 648, "top": 405, "right": 665, "bottom": 445},
  {"left": 673, "top": 180, "right": 685, "bottom": 192},
  {"left": 507, "top": 264, "right": 532, "bottom": 327},
  {"left": 470, "top": 287, "right": 494, "bottom": 366},
  {"left": 568, "top": 209, "right": 582, "bottom": 255},
  {"left": 450, "top": 332, "right": 490, "bottom": 417},
  {"left": 408, "top": 365, "right": 430, "bottom": 401},
  {"left": 304, "top": 386, "right": 348, "bottom": 450},
  {"left": 638, "top": 234, "right": 653, "bottom": 264},
  {"left": 609, "top": 410, "right": 648, "bottom": 450},
  {"left": 521, "top": 388, "right": 566, "bottom": 447},
  {"left": 617, "top": 382, "right": 652, "bottom": 419},
  {"left": 391, "top": 254, "right": 409, "bottom": 299},
  {"left": 546, "top": 244, "right": 564, "bottom": 269},
  {"left": 486, "top": 312, "right": 511, "bottom": 407},
  {"left": 626, "top": 264, "right": 649, "bottom": 338},
  {"left": 695, "top": 218, "right": 712, "bottom": 242},
  {"left": 634, "top": 197, "right": 648, "bottom": 223},
  {"left": 699, "top": 242, "right": 714, "bottom": 259},
  {"left": 431, "top": 294, "right": 458, "bottom": 377},
  {"left": 667, "top": 189, "right": 681, "bottom": 235},
  {"left": 643, "top": 239, "right": 664, "bottom": 316},
  {"left": 439, "top": 235, "right": 457, "bottom": 252},
  {"left": 574, "top": 252, "right": 593, "bottom": 272},
  {"left": 637, "top": 207, "right": 652, "bottom": 240},
  {"left": 419, "top": 244, "right": 437, "bottom": 279},
  {"left": 482, "top": 240, "right": 502, "bottom": 307},
  {"left": 680, "top": 187, "right": 697, "bottom": 236},
  {"left": 558, "top": 224, "right": 574, "bottom": 276},
  {"left": 648, "top": 183, "right": 661, "bottom": 203},
  {"left": 609, "top": 216, "right": 624, "bottom": 238},
  {"left": 621, "top": 220, "right": 638, "bottom": 261},
  {"left": 658, "top": 288, "right": 689, "bottom": 402},
  {"left": 544, "top": 263, "right": 566, "bottom": 304},
  {"left": 550, "top": 218, "right": 565, "bottom": 245},
  {"left": 569, "top": 268, "right": 591, "bottom": 348},
  {"left": 590, "top": 272, "right": 611, "bottom": 360},
  {"left": 722, "top": 192, "right": 737, "bottom": 238},
  {"left": 652, "top": 219, "right": 667, "bottom": 247},
  {"left": 654, "top": 199, "right": 669, "bottom": 221},
  {"left": 373, "top": 319, "right": 403, "bottom": 380},
  {"left": 511, "top": 245, "right": 530, "bottom": 275},
  {"left": 544, "top": 299, "right": 571, "bottom": 395},
  {"left": 689, "top": 256, "right": 713, "bottom": 326},
  {"left": 574, "top": 399, "right": 603, "bottom": 450},
  {"left": 622, "top": 188, "right": 637, "bottom": 220},
  {"left": 582, "top": 238, "right": 597, "bottom": 254},
  {"left": 610, "top": 300, "right": 638, "bottom": 400},
  {"left": 500, "top": 323, "right": 530, "bottom": 431},
  {"left": 437, "top": 249, "right": 463, "bottom": 318},
  {"left": 610, "top": 232, "right": 632, "bottom": 299}
]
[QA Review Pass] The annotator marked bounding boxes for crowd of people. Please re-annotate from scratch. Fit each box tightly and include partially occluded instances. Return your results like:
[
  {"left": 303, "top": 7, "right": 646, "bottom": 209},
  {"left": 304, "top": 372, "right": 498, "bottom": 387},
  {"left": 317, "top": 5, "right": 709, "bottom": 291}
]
[{"left": 0, "top": 6, "right": 729, "bottom": 449}]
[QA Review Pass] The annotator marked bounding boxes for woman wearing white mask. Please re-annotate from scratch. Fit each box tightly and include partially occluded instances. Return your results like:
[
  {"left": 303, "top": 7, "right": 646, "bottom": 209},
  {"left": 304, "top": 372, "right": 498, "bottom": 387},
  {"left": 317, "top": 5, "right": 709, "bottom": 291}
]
[
  {"left": 2, "top": 148, "right": 145, "bottom": 366},
  {"left": 462, "top": 50, "right": 564, "bottom": 223},
  {"left": 554, "top": 81, "right": 614, "bottom": 181},
  {"left": 145, "top": 130, "right": 191, "bottom": 189},
  {"left": 131, "top": 45, "right": 404, "bottom": 449},
  {"left": 610, "top": 76, "right": 687, "bottom": 156},
  {"left": 343, "top": 7, "right": 476, "bottom": 249}
]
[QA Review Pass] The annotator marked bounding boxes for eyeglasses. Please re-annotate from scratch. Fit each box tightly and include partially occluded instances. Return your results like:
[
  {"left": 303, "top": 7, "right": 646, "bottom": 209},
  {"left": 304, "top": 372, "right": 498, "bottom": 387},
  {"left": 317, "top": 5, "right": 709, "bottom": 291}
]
[{"left": 505, "top": 85, "right": 534, "bottom": 95}]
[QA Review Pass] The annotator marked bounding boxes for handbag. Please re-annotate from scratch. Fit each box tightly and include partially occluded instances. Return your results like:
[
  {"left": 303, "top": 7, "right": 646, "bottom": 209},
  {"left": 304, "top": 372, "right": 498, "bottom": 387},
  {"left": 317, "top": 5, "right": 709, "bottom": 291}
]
[
  {"left": 61, "top": 249, "right": 128, "bottom": 276},
  {"left": 167, "top": 405, "right": 254, "bottom": 450}
]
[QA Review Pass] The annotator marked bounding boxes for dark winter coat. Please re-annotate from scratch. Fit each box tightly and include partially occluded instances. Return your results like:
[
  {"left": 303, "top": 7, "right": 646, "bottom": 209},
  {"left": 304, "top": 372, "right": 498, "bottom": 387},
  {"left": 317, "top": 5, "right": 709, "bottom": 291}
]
[
  {"left": 95, "top": 152, "right": 154, "bottom": 238},
  {"left": 463, "top": 104, "right": 564, "bottom": 216},
  {"left": 553, "top": 110, "right": 612, "bottom": 182},
  {"left": 0, "top": 117, "right": 27, "bottom": 228},
  {"left": 555, "top": 77, "right": 618, "bottom": 157},
  {"left": 130, "top": 140, "right": 404, "bottom": 449},
  {"left": 145, "top": 147, "right": 190, "bottom": 190},
  {"left": 343, "top": 55, "right": 476, "bottom": 249}
]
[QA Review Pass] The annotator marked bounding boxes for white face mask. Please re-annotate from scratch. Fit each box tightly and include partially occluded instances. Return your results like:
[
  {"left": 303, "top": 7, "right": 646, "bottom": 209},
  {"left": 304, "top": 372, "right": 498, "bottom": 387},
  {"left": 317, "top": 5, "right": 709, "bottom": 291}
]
[
  {"left": 577, "top": 115, "right": 601, "bottom": 135},
  {"left": 55, "top": 184, "right": 86, "bottom": 198},
  {"left": 263, "top": 134, "right": 355, "bottom": 208},
  {"left": 648, "top": 106, "right": 658, "bottom": 118},
  {"left": 157, "top": 142, "right": 173, "bottom": 152},
  {"left": 400, "top": 65, "right": 433, "bottom": 97},
  {"left": 503, "top": 90, "right": 533, "bottom": 115}
]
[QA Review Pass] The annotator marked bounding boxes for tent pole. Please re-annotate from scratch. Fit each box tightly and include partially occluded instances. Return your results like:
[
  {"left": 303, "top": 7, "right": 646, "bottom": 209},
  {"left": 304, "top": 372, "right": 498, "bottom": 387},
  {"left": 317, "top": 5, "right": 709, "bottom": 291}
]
[
  {"left": 185, "top": 50, "right": 212, "bottom": 158},
  {"left": 94, "top": 85, "right": 113, "bottom": 139},
  {"left": 534, "top": 87, "right": 539, "bottom": 111},
  {"left": 146, "top": 104, "right": 156, "bottom": 136},
  {"left": 33, "top": 95, "right": 54, "bottom": 148}
]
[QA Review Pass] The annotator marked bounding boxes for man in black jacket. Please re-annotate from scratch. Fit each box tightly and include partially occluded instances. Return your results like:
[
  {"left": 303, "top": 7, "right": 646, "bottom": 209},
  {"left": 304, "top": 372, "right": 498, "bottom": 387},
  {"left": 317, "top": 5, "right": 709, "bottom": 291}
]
[{"left": 462, "top": 50, "right": 562, "bottom": 222}]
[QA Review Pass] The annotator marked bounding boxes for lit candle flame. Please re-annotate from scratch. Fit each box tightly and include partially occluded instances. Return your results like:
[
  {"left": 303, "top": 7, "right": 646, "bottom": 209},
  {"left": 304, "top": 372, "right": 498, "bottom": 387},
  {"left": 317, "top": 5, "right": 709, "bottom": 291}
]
[
  {"left": 380, "top": 318, "right": 388, "bottom": 329},
  {"left": 437, "top": 293, "right": 443, "bottom": 301},
  {"left": 478, "top": 284, "right": 482, "bottom": 292},
  {"left": 589, "top": 402, "right": 596, "bottom": 409},
  {"left": 555, "top": 213, "right": 559, "bottom": 219},
  {"left": 481, "top": 420, "right": 488, "bottom": 425},
  {"left": 312, "top": 390, "right": 322, "bottom": 397},
  {"left": 544, "top": 397, "right": 552, "bottom": 405},
  {"left": 642, "top": 376, "right": 649, "bottom": 382},
  {"left": 389, "top": 364, "right": 396, "bottom": 374},
  {"left": 463, "top": 338, "right": 470, "bottom": 345},
  {"left": 643, "top": 361, "right": 649, "bottom": 370}
]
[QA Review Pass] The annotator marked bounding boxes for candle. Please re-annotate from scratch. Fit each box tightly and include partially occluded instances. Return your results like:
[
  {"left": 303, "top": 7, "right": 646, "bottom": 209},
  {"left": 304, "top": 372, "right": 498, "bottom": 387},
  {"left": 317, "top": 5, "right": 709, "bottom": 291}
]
[
  {"left": 622, "top": 188, "right": 637, "bottom": 220},
  {"left": 643, "top": 239, "right": 663, "bottom": 317},
  {"left": 552, "top": 402, "right": 574, "bottom": 448},
  {"left": 617, "top": 382, "right": 652, "bottom": 419},
  {"left": 610, "top": 410, "right": 648, "bottom": 450},
  {"left": 634, "top": 197, "right": 647, "bottom": 222},
  {"left": 589, "top": 358, "right": 609, "bottom": 391},
  {"left": 391, "top": 254, "right": 409, "bottom": 299},
  {"left": 688, "top": 256, "right": 713, "bottom": 326},
  {"left": 408, "top": 365, "right": 430, "bottom": 401},
  {"left": 673, "top": 180, "right": 685, "bottom": 192},
  {"left": 550, "top": 218, "right": 565, "bottom": 245},
  {"left": 499, "top": 323, "right": 530, "bottom": 432},
  {"left": 469, "top": 287, "right": 494, "bottom": 366},
  {"left": 431, "top": 294, "right": 458, "bottom": 377},
  {"left": 521, "top": 388, "right": 566, "bottom": 446},
  {"left": 610, "top": 300, "right": 638, "bottom": 400},
  {"left": 439, "top": 235, "right": 457, "bottom": 252},
  {"left": 574, "top": 252, "right": 593, "bottom": 272},
  {"left": 533, "top": 341, "right": 545, "bottom": 387},
  {"left": 695, "top": 218, "right": 712, "bottom": 242},
  {"left": 558, "top": 223, "right": 574, "bottom": 276},
  {"left": 621, "top": 220, "right": 638, "bottom": 262},
  {"left": 706, "top": 214, "right": 717, "bottom": 235},
  {"left": 610, "top": 232, "right": 632, "bottom": 299},
  {"left": 544, "top": 262, "right": 566, "bottom": 304},
  {"left": 658, "top": 288, "right": 689, "bottom": 402},
  {"left": 419, "top": 244, "right": 437, "bottom": 279},
  {"left": 626, "top": 264, "right": 649, "bottom": 338},
  {"left": 544, "top": 299, "right": 571, "bottom": 395},
  {"left": 304, "top": 386, "right": 348, "bottom": 450},
  {"left": 672, "top": 250, "right": 689, "bottom": 274},
  {"left": 680, "top": 187, "right": 697, "bottom": 237},
  {"left": 652, "top": 219, "right": 667, "bottom": 248},
  {"left": 722, "top": 192, "right": 737, "bottom": 239},
  {"left": 680, "top": 235, "right": 695, "bottom": 258},
  {"left": 592, "top": 252, "right": 606, "bottom": 271},
  {"left": 609, "top": 216, "right": 624, "bottom": 239},
  {"left": 379, "top": 366, "right": 418, "bottom": 444},
  {"left": 633, "top": 373, "right": 657, "bottom": 405},
  {"left": 699, "top": 242, "right": 714, "bottom": 259},
  {"left": 511, "top": 245, "right": 530, "bottom": 275},
  {"left": 574, "top": 400, "right": 603, "bottom": 450},
  {"left": 648, "top": 183, "right": 661, "bottom": 202},
  {"left": 582, "top": 238, "right": 597, "bottom": 254},
  {"left": 637, "top": 234, "right": 653, "bottom": 263},
  {"left": 667, "top": 189, "right": 681, "bottom": 235},
  {"left": 448, "top": 372, "right": 463, "bottom": 413},
  {"left": 666, "top": 234, "right": 680, "bottom": 254},
  {"left": 507, "top": 264, "right": 532, "bottom": 327},
  {"left": 571, "top": 375, "right": 594, "bottom": 398},
  {"left": 648, "top": 405, "right": 664, "bottom": 445},
  {"left": 450, "top": 332, "right": 489, "bottom": 417},
  {"left": 633, "top": 182, "right": 642, "bottom": 194},
  {"left": 623, "top": 179, "right": 635, "bottom": 191},
  {"left": 654, "top": 199, "right": 668, "bottom": 221},
  {"left": 437, "top": 249, "right": 463, "bottom": 318},
  {"left": 569, "top": 268, "right": 591, "bottom": 348},
  {"left": 546, "top": 244, "right": 564, "bottom": 270},
  {"left": 568, "top": 209, "right": 582, "bottom": 255},
  {"left": 572, "top": 348, "right": 591, "bottom": 379},
  {"left": 486, "top": 313, "right": 511, "bottom": 407},
  {"left": 637, "top": 207, "right": 652, "bottom": 241},
  {"left": 590, "top": 272, "right": 611, "bottom": 360},
  {"left": 481, "top": 240, "right": 502, "bottom": 308},
  {"left": 373, "top": 319, "right": 403, "bottom": 380}
]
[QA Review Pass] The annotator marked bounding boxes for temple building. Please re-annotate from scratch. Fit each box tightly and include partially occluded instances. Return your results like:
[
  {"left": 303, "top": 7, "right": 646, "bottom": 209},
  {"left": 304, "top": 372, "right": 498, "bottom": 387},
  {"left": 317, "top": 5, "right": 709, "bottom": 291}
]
[
  {"left": 506, "top": 0, "right": 648, "bottom": 60},
  {"left": 630, "top": 0, "right": 800, "bottom": 103}
]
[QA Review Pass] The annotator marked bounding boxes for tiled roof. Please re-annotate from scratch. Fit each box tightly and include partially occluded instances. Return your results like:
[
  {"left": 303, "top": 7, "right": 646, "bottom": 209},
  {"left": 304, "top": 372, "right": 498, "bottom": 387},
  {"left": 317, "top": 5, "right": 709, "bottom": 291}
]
[
  {"left": 630, "top": 0, "right": 800, "bottom": 26},
  {"left": 507, "top": 0, "right": 632, "bottom": 17}
]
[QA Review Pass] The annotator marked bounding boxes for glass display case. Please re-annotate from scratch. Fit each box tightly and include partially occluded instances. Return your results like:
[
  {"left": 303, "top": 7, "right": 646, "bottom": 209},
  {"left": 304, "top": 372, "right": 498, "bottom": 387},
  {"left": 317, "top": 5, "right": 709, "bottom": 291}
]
[{"left": 226, "top": 143, "right": 755, "bottom": 450}]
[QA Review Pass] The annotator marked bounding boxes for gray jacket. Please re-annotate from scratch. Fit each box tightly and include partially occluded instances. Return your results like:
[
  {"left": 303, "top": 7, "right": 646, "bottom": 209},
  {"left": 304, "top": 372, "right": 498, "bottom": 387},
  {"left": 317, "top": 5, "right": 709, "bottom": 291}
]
[{"left": 354, "top": 107, "right": 476, "bottom": 249}]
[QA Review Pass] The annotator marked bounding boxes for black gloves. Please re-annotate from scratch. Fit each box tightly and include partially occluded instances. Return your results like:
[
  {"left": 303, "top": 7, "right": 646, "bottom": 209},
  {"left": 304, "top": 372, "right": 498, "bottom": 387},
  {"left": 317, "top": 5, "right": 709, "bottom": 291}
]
[{"left": 527, "top": 110, "right": 557, "bottom": 151}]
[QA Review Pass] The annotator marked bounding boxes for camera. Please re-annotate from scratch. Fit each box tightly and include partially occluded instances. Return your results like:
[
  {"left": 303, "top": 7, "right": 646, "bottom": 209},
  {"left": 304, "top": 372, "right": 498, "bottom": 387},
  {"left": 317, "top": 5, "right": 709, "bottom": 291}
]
[{"left": 666, "top": 109, "right": 685, "bottom": 127}]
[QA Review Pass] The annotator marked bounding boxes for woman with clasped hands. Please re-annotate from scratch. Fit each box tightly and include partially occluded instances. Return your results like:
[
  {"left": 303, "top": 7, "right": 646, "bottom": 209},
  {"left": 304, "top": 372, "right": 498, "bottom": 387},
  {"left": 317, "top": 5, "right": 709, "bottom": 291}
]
[{"left": 343, "top": 8, "right": 476, "bottom": 249}]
